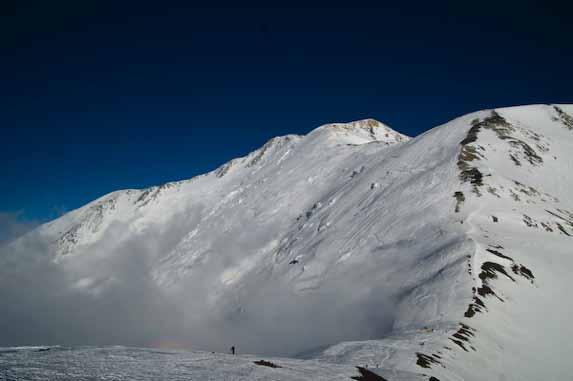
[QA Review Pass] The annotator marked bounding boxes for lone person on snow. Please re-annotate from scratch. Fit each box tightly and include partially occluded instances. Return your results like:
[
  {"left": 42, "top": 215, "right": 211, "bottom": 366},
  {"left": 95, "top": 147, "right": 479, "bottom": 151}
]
[{"left": 231, "top": 346, "right": 236, "bottom": 355}]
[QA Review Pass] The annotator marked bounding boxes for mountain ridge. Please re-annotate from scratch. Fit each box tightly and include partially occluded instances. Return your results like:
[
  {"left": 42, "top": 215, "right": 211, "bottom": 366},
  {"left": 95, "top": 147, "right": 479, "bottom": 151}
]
[{"left": 2, "top": 104, "right": 573, "bottom": 380}]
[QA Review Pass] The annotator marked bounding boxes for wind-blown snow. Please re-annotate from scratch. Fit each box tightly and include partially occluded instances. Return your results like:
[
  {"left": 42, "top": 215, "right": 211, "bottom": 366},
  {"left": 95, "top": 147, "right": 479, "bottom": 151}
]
[{"left": 1, "top": 107, "right": 572, "bottom": 380}]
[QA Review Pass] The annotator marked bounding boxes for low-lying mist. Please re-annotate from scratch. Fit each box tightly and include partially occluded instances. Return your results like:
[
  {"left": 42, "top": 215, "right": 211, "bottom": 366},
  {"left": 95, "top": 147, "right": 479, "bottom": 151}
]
[{"left": 0, "top": 216, "right": 396, "bottom": 357}]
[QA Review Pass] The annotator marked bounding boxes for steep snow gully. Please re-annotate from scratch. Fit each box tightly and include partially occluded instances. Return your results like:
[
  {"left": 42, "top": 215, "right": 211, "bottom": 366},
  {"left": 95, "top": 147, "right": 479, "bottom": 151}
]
[{"left": 1, "top": 104, "right": 572, "bottom": 380}]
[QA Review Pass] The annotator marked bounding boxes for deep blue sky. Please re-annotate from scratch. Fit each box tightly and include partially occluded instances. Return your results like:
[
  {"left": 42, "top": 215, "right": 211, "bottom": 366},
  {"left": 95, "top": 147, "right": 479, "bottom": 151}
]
[{"left": 1, "top": 1, "right": 572, "bottom": 222}]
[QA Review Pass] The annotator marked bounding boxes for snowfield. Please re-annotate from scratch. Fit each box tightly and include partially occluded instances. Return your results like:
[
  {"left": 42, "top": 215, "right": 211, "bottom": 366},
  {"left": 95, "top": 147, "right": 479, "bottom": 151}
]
[{"left": 1, "top": 105, "right": 572, "bottom": 380}]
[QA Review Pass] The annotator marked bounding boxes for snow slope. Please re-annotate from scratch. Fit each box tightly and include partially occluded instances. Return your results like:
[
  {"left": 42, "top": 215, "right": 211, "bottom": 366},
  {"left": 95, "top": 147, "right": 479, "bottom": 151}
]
[{"left": 2, "top": 105, "right": 573, "bottom": 380}]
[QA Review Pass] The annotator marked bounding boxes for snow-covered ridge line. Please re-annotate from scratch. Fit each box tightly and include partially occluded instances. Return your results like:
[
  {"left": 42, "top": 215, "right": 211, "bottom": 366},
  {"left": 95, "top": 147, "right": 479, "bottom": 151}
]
[
  {"left": 42, "top": 118, "right": 406, "bottom": 226},
  {"left": 32, "top": 117, "right": 410, "bottom": 247}
]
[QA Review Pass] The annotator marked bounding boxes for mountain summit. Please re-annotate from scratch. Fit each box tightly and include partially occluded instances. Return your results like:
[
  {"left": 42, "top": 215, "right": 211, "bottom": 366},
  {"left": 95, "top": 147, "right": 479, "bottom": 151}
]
[
  {"left": 314, "top": 118, "right": 410, "bottom": 145},
  {"left": 2, "top": 104, "right": 573, "bottom": 380}
]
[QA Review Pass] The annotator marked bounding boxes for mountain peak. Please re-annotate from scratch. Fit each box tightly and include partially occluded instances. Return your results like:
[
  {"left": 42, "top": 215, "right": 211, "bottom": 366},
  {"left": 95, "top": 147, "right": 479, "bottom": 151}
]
[{"left": 314, "top": 118, "right": 410, "bottom": 145}]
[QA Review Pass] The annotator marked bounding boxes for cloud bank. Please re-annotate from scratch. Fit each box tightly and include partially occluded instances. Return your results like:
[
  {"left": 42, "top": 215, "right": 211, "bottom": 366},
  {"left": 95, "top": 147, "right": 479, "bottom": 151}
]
[
  {"left": 0, "top": 212, "right": 38, "bottom": 244},
  {"left": 0, "top": 215, "right": 396, "bottom": 356}
]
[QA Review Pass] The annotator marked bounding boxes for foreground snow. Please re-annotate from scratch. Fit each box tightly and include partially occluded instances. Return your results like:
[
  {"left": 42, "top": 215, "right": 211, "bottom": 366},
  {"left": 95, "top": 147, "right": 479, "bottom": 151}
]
[
  {"left": 2, "top": 105, "right": 573, "bottom": 380},
  {"left": 0, "top": 346, "right": 428, "bottom": 381}
]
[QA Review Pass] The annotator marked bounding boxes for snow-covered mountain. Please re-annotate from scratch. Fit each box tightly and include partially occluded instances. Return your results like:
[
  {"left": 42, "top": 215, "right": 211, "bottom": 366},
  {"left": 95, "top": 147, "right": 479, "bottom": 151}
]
[{"left": 2, "top": 105, "right": 573, "bottom": 380}]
